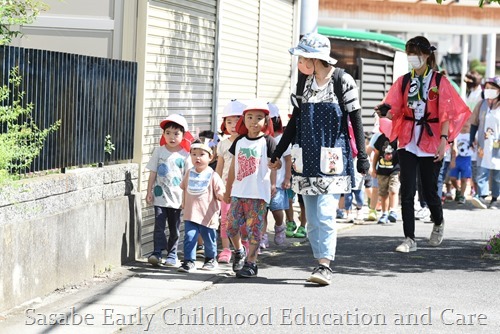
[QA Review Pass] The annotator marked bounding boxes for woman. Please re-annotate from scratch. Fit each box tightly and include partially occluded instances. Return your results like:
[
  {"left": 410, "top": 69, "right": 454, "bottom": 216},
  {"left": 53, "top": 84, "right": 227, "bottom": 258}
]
[
  {"left": 470, "top": 76, "right": 500, "bottom": 209},
  {"left": 269, "top": 33, "right": 369, "bottom": 285},
  {"left": 376, "top": 36, "right": 470, "bottom": 253}
]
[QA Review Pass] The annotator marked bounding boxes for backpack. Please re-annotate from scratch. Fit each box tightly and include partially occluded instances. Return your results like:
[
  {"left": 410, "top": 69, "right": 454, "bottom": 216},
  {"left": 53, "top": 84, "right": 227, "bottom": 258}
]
[
  {"left": 292, "top": 68, "right": 358, "bottom": 156},
  {"left": 401, "top": 71, "right": 442, "bottom": 98}
]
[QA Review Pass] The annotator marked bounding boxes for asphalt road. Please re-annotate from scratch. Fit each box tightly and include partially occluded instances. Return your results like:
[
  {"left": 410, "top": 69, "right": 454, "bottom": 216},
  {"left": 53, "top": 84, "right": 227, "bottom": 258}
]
[{"left": 119, "top": 201, "right": 500, "bottom": 334}]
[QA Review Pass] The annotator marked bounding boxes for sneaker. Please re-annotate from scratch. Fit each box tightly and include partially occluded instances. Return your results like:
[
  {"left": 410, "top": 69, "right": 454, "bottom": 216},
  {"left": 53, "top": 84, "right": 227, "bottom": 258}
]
[
  {"left": 388, "top": 210, "right": 398, "bottom": 223},
  {"left": 218, "top": 248, "right": 232, "bottom": 263},
  {"left": 471, "top": 197, "right": 488, "bottom": 209},
  {"left": 163, "top": 256, "right": 179, "bottom": 267},
  {"left": 236, "top": 262, "right": 258, "bottom": 278},
  {"left": 285, "top": 221, "right": 297, "bottom": 238},
  {"left": 415, "top": 207, "right": 431, "bottom": 220},
  {"left": 294, "top": 225, "right": 307, "bottom": 238},
  {"left": 395, "top": 237, "right": 417, "bottom": 253},
  {"left": 457, "top": 195, "right": 466, "bottom": 205},
  {"left": 377, "top": 213, "right": 389, "bottom": 224},
  {"left": 260, "top": 234, "right": 269, "bottom": 249},
  {"left": 488, "top": 200, "right": 499, "bottom": 210},
  {"left": 232, "top": 247, "right": 246, "bottom": 272},
  {"left": 355, "top": 207, "right": 363, "bottom": 220},
  {"left": 196, "top": 244, "right": 205, "bottom": 258},
  {"left": 445, "top": 192, "right": 454, "bottom": 202},
  {"left": 367, "top": 209, "right": 378, "bottom": 221},
  {"left": 307, "top": 265, "right": 333, "bottom": 285},
  {"left": 429, "top": 222, "right": 445, "bottom": 246},
  {"left": 274, "top": 225, "right": 286, "bottom": 245},
  {"left": 177, "top": 260, "right": 196, "bottom": 273},
  {"left": 336, "top": 209, "right": 346, "bottom": 219},
  {"left": 147, "top": 254, "right": 162, "bottom": 266},
  {"left": 202, "top": 258, "right": 218, "bottom": 271}
]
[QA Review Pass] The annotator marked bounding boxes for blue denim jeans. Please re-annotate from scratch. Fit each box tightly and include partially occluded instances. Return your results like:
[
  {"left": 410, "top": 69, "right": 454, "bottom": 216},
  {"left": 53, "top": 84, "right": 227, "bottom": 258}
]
[
  {"left": 183, "top": 220, "right": 217, "bottom": 261},
  {"left": 153, "top": 206, "right": 181, "bottom": 259},
  {"left": 302, "top": 193, "right": 340, "bottom": 261},
  {"left": 437, "top": 161, "right": 450, "bottom": 199},
  {"left": 345, "top": 189, "right": 364, "bottom": 210},
  {"left": 475, "top": 166, "right": 500, "bottom": 198}
]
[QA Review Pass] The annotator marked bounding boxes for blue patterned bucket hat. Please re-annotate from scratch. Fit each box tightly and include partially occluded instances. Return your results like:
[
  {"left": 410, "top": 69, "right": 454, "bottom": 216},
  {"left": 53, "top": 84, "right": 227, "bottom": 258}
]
[{"left": 289, "top": 32, "right": 337, "bottom": 65}]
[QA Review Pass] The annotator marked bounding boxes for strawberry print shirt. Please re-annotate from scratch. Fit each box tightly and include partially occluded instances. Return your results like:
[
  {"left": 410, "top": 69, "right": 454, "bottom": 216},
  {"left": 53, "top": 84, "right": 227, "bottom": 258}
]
[{"left": 229, "top": 135, "right": 276, "bottom": 203}]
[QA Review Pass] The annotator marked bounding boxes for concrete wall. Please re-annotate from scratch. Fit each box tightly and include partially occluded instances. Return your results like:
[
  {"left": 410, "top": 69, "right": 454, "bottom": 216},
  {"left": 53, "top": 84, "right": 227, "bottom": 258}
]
[{"left": 0, "top": 164, "right": 141, "bottom": 313}]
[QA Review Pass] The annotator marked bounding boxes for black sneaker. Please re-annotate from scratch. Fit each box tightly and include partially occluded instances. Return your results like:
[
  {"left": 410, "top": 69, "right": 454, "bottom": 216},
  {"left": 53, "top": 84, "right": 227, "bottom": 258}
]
[
  {"left": 236, "top": 262, "right": 258, "bottom": 278},
  {"left": 232, "top": 247, "right": 246, "bottom": 272},
  {"left": 177, "top": 260, "right": 196, "bottom": 273},
  {"left": 202, "top": 258, "right": 218, "bottom": 271},
  {"left": 307, "top": 265, "right": 333, "bottom": 285}
]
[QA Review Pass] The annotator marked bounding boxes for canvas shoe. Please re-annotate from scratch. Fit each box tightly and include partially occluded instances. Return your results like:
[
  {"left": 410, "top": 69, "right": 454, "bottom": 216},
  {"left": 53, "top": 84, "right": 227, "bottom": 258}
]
[
  {"left": 260, "top": 233, "right": 269, "bottom": 249},
  {"left": 471, "top": 197, "right": 488, "bottom": 209},
  {"left": 232, "top": 247, "right": 246, "bottom": 272},
  {"left": 274, "top": 224, "right": 286, "bottom": 245},
  {"left": 177, "top": 260, "right": 196, "bottom": 273},
  {"left": 415, "top": 207, "right": 431, "bottom": 221},
  {"left": 367, "top": 209, "right": 378, "bottom": 221},
  {"left": 488, "top": 200, "right": 499, "bottom": 210},
  {"left": 202, "top": 258, "right": 218, "bottom": 271},
  {"left": 457, "top": 195, "right": 466, "bottom": 205},
  {"left": 395, "top": 237, "right": 417, "bottom": 253},
  {"left": 429, "top": 222, "right": 445, "bottom": 246},
  {"left": 307, "top": 265, "right": 333, "bottom": 285},
  {"left": 236, "top": 262, "right": 258, "bottom": 278},
  {"left": 388, "top": 210, "right": 398, "bottom": 223},
  {"left": 163, "top": 256, "right": 179, "bottom": 267},
  {"left": 294, "top": 226, "right": 307, "bottom": 238},
  {"left": 285, "top": 221, "right": 297, "bottom": 238},
  {"left": 217, "top": 248, "right": 232, "bottom": 264},
  {"left": 147, "top": 254, "right": 163, "bottom": 266},
  {"left": 377, "top": 213, "right": 389, "bottom": 224}
]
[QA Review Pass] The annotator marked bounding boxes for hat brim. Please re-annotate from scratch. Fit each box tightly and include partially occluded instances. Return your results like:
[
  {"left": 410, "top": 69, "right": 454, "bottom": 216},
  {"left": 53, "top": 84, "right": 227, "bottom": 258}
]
[{"left": 289, "top": 46, "right": 337, "bottom": 65}]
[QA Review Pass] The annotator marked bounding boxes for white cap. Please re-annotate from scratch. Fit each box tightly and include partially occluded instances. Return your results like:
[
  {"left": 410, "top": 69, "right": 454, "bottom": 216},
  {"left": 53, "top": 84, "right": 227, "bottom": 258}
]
[
  {"left": 267, "top": 102, "right": 280, "bottom": 118},
  {"left": 222, "top": 99, "right": 246, "bottom": 118}
]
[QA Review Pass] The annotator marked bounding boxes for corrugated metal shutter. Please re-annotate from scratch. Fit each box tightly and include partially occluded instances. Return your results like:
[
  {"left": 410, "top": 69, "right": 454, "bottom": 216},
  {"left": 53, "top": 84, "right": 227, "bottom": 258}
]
[
  {"left": 141, "top": 0, "right": 217, "bottom": 256},
  {"left": 358, "top": 58, "right": 394, "bottom": 132},
  {"left": 216, "top": 0, "right": 295, "bottom": 123}
]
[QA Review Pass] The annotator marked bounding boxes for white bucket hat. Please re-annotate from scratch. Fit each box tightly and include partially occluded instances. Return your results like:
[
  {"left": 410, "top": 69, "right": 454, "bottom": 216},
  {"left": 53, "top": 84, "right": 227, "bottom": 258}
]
[{"left": 289, "top": 32, "right": 337, "bottom": 65}]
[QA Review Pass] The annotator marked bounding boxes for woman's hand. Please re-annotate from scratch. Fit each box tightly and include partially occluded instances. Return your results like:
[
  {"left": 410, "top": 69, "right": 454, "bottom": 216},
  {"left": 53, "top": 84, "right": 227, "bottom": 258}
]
[{"left": 434, "top": 138, "right": 447, "bottom": 162}]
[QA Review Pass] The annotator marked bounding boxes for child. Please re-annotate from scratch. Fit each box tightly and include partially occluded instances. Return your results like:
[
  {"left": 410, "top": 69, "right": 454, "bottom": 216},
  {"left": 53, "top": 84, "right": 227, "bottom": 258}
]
[
  {"left": 177, "top": 142, "right": 225, "bottom": 272},
  {"left": 146, "top": 114, "right": 193, "bottom": 267},
  {"left": 267, "top": 103, "right": 292, "bottom": 245},
  {"left": 371, "top": 118, "right": 400, "bottom": 224},
  {"left": 223, "top": 100, "right": 277, "bottom": 278},
  {"left": 215, "top": 99, "right": 246, "bottom": 263},
  {"left": 449, "top": 123, "right": 473, "bottom": 205}
]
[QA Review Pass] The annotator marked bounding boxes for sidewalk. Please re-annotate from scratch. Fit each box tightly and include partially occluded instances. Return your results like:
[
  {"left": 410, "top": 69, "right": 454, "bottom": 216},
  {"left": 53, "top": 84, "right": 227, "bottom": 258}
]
[{"left": 0, "top": 212, "right": 355, "bottom": 334}]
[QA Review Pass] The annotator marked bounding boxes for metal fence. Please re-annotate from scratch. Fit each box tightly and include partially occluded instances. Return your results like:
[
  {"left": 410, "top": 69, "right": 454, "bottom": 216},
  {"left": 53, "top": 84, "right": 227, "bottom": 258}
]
[{"left": 0, "top": 46, "right": 137, "bottom": 173}]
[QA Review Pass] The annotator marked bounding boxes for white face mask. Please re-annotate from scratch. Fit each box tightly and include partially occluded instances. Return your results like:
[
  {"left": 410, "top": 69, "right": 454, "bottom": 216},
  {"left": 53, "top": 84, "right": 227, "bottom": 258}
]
[
  {"left": 407, "top": 55, "right": 425, "bottom": 70},
  {"left": 484, "top": 88, "right": 499, "bottom": 100}
]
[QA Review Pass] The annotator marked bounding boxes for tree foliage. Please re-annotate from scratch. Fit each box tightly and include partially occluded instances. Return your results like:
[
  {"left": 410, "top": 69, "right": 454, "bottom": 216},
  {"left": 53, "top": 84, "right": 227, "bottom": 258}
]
[
  {"left": 0, "top": 0, "right": 49, "bottom": 45},
  {"left": 0, "top": 67, "right": 61, "bottom": 181}
]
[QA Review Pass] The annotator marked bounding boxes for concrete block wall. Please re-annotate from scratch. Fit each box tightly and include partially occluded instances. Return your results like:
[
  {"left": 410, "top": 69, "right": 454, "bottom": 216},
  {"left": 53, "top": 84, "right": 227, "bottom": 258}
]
[{"left": 0, "top": 164, "right": 141, "bottom": 313}]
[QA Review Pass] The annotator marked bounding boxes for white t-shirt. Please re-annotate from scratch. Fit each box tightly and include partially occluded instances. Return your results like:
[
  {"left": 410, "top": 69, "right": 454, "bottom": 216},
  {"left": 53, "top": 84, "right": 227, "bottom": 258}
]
[
  {"left": 229, "top": 135, "right": 276, "bottom": 203},
  {"left": 217, "top": 138, "right": 234, "bottom": 182},
  {"left": 455, "top": 133, "right": 473, "bottom": 157},
  {"left": 146, "top": 146, "right": 191, "bottom": 208},
  {"left": 480, "top": 106, "right": 500, "bottom": 170},
  {"left": 274, "top": 134, "right": 291, "bottom": 188}
]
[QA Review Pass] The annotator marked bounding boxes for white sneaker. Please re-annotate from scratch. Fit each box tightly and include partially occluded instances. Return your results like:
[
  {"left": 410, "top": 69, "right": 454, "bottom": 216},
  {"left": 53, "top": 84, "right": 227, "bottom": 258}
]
[
  {"left": 471, "top": 197, "right": 488, "bottom": 209},
  {"left": 429, "top": 222, "right": 445, "bottom": 246},
  {"left": 395, "top": 237, "right": 417, "bottom": 253},
  {"left": 415, "top": 207, "right": 431, "bottom": 221}
]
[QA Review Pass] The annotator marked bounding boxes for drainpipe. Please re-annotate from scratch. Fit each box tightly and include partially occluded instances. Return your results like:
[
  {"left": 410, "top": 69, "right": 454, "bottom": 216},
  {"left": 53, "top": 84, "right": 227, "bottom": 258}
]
[
  {"left": 485, "top": 33, "right": 497, "bottom": 79},
  {"left": 301, "top": 0, "right": 318, "bottom": 35}
]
